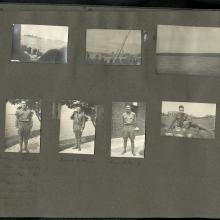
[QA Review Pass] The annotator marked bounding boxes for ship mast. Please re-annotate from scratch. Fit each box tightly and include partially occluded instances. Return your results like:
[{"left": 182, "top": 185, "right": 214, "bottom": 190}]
[{"left": 113, "top": 30, "right": 131, "bottom": 62}]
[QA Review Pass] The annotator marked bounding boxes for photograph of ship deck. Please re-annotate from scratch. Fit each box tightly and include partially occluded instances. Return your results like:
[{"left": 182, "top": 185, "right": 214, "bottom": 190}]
[
  {"left": 86, "top": 29, "right": 141, "bottom": 65},
  {"left": 156, "top": 25, "right": 220, "bottom": 76}
]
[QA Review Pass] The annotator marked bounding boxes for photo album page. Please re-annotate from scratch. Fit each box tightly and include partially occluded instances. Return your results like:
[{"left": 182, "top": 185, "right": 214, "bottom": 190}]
[{"left": 0, "top": 3, "right": 219, "bottom": 218}]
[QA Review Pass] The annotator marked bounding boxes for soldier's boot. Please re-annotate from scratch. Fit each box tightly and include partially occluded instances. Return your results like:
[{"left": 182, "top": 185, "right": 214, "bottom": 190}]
[{"left": 131, "top": 140, "right": 136, "bottom": 156}]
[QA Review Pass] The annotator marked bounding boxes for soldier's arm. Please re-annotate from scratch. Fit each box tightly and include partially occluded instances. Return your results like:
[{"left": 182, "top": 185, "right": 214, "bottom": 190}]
[
  {"left": 186, "top": 114, "right": 192, "bottom": 122},
  {"left": 30, "top": 112, "right": 34, "bottom": 128},
  {"left": 15, "top": 110, "right": 19, "bottom": 128},
  {"left": 122, "top": 113, "right": 126, "bottom": 126},
  {"left": 133, "top": 113, "right": 137, "bottom": 126},
  {"left": 81, "top": 114, "right": 86, "bottom": 131},
  {"left": 70, "top": 113, "right": 74, "bottom": 120}
]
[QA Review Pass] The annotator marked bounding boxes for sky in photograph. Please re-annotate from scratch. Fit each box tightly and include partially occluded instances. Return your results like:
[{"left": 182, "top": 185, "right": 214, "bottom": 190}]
[
  {"left": 161, "top": 101, "right": 216, "bottom": 117},
  {"left": 157, "top": 25, "right": 220, "bottom": 53},
  {"left": 20, "top": 24, "right": 69, "bottom": 42},
  {"left": 86, "top": 29, "right": 141, "bottom": 54}
]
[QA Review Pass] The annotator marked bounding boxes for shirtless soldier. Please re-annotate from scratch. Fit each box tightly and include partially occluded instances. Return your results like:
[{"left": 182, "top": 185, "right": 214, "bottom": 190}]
[
  {"left": 15, "top": 101, "right": 33, "bottom": 153},
  {"left": 71, "top": 106, "right": 86, "bottom": 151},
  {"left": 169, "top": 105, "right": 213, "bottom": 135},
  {"left": 122, "top": 104, "right": 137, "bottom": 156}
]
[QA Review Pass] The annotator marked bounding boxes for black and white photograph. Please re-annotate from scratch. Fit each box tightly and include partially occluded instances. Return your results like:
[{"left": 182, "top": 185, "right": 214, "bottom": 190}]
[
  {"left": 58, "top": 100, "right": 103, "bottom": 155},
  {"left": 156, "top": 25, "right": 220, "bottom": 76},
  {"left": 111, "top": 102, "right": 146, "bottom": 158},
  {"left": 161, "top": 101, "right": 216, "bottom": 139},
  {"left": 5, "top": 99, "right": 41, "bottom": 153},
  {"left": 86, "top": 29, "right": 141, "bottom": 65},
  {"left": 11, "top": 24, "right": 68, "bottom": 63}
]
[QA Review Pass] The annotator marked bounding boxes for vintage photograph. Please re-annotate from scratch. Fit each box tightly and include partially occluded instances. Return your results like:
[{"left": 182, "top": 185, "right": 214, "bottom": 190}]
[
  {"left": 58, "top": 100, "right": 103, "bottom": 155},
  {"left": 11, "top": 24, "right": 68, "bottom": 63},
  {"left": 5, "top": 99, "right": 41, "bottom": 153},
  {"left": 86, "top": 29, "right": 141, "bottom": 65},
  {"left": 156, "top": 25, "right": 220, "bottom": 76},
  {"left": 161, "top": 101, "right": 216, "bottom": 139},
  {"left": 111, "top": 102, "right": 146, "bottom": 158}
]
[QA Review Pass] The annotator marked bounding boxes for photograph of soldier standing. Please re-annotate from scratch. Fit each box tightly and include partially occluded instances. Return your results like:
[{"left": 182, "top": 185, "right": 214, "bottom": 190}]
[
  {"left": 15, "top": 100, "right": 33, "bottom": 153},
  {"left": 122, "top": 104, "right": 137, "bottom": 156},
  {"left": 111, "top": 102, "right": 146, "bottom": 158},
  {"left": 70, "top": 106, "right": 86, "bottom": 151}
]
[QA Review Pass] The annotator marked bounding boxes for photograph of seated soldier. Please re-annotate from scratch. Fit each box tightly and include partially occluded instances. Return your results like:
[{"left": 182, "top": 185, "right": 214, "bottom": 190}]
[
  {"left": 5, "top": 99, "right": 41, "bottom": 153},
  {"left": 111, "top": 102, "right": 146, "bottom": 158},
  {"left": 161, "top": 101, "right": 216, "bottom": 139}
]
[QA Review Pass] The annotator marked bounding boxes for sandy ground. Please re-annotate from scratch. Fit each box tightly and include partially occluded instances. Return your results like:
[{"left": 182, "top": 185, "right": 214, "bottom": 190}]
[
  {"left": 5, "top": 136, "right": 40, "bottom": 153},
  {"left": 111, "top": 135, "right": 145, "bottom": 158},
  {"left": 59, "top": 140, "right": 95, "bottom": 155}
]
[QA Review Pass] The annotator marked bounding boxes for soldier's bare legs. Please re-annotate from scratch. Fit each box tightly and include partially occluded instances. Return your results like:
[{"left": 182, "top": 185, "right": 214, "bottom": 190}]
[
  {"left": 19, "top": 136, "right": 23, "bottom": 153},
  {"left": 76, "top": 137, "right": 81, "bottom": 151},
  {"left": 122, "top": 138, "right": 127, "bottom": 154},
  {"left": 131, "top": 139, "right": 136, "bottom": 156},
  {"left": 78, "top": 132, "right": 82, "bottom": 151},
  {"left": 73, "top": 130, "right": 81, "bottom": 151},
  {"left": 24, "top": 139, "right": 29, "bottom": 153},
  {"left": 73, "top": 131, "right": 78, "bottom": 149}
]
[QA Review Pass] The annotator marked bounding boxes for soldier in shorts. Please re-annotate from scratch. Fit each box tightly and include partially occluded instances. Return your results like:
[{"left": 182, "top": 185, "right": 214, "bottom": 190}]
[
  {"left": 15, "top": 101, "right": 33, "bottom": 153},
  {"left": 71, "top": 106, "right": 86, "bottom": 151},
  {"left": 122, "top": 104, "right": 137, "bottom": 156}
]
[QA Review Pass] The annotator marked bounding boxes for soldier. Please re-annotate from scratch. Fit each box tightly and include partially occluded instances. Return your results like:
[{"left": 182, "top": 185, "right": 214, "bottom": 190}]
[
  {"left": 122, "top": 104, "right": 137, "bottom": 156},
  {"left": 169, "top": 105, "right": 213, "bottom": 136},
  {"left": 169, "top": 105, "right": 190, "bottom": 129},
  {"left": 70, "top": 106, "right": 86, "bottom": 151},
  {"left": 15, "top": 101, "right": 33, "bottom": 153}
]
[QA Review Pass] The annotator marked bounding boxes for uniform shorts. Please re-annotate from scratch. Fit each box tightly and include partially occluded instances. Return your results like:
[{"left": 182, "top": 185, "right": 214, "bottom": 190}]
[
  {"left": 122, "top": 125, "right": 135, "bottom": 140},
  {"left": 18, "top": 122, "right": 31, "bottom": 139},
  {"left": 74, "top": 129, "right": 82, "bottom": 139}
]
